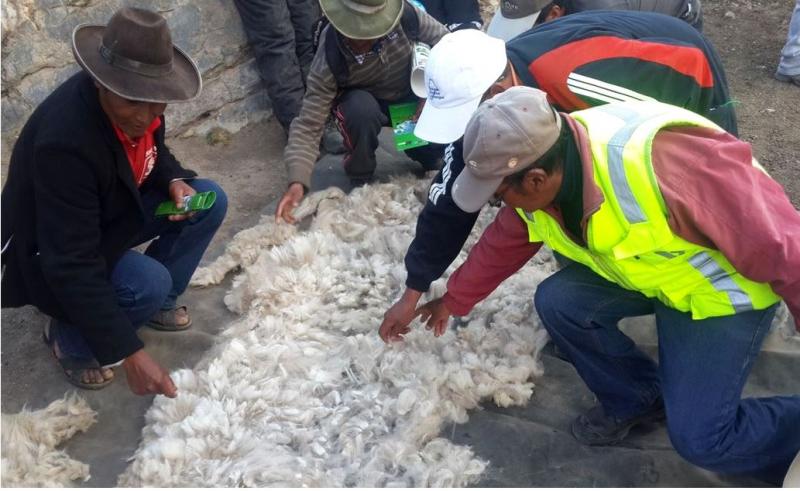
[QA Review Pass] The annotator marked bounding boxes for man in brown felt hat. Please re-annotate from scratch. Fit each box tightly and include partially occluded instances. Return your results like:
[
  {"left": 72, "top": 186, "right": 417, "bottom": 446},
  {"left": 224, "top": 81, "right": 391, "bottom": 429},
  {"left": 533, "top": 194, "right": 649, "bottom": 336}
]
[
  {"left": 275, "top": 0, "right": 449, "bottom": 224},
  {"left": 1, "top": 7, "right": 227, "bottom": 396}
]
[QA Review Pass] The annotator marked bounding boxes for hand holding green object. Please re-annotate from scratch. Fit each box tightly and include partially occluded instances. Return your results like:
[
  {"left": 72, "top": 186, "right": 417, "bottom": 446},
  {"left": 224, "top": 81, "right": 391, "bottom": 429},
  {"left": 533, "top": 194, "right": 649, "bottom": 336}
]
[{"left": 155, "top": 190, "right": 216, "bottom": 216}]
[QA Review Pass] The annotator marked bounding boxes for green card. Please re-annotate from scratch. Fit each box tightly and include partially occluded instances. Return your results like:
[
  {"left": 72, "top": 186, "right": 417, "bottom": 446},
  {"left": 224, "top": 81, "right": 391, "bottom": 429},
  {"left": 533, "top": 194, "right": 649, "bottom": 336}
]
[
  {"left": 155, "top": 191, "right": 217, "bottom": 216},
  {"left": 388, "top": 102, "right": 429, "bottom": 152}
]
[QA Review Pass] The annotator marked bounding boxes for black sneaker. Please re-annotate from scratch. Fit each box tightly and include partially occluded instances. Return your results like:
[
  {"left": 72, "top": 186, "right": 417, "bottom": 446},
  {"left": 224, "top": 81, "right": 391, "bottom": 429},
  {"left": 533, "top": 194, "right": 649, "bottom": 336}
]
[{"left": 571, "top": 399, "right": 665, "bottom": 446}]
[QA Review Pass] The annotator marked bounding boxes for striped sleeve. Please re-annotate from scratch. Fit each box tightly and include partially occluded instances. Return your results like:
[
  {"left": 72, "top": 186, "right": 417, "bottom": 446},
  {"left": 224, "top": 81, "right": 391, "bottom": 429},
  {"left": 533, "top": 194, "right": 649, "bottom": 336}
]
[
  {"left": 284, "top": 39, "right": 338, "bottom": 188},
  {"left": 413, "top": 3, "right": 448, "bottom": 46}
]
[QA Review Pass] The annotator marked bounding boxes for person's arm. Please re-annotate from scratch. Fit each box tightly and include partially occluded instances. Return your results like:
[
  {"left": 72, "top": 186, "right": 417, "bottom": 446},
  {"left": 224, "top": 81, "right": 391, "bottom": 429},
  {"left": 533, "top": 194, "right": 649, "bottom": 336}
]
[
  {"left": 413, "top": 1, "right": 449, "bottom": 46},
  {"left": 652, "top": 127, "right": 800, "bottom": 330},
  {"left": 379, "top": 143, "right": 479, "bottom": 342},
  {"left": 405, "top": 143, "right": 479, "bottom": 292},
  {"left": 415, "top": 206, "right": 541, "bottom": 336},
  {"left": 32, "top": 145, "right": 143, "bottom": 365},
  {"left": 277, "top": 40, "right": 339, "bottom": 223},
  {"left": 284, "top": 42, "right": 339, "bottom": 190},
  {"left": 442, "top": 206, "right": 542, "bottom": 316}
]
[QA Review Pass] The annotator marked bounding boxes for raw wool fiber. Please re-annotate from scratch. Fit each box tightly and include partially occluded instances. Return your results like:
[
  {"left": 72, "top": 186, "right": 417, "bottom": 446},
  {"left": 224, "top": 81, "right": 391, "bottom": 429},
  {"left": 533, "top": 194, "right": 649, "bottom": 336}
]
[
  {"left": 1, "top": 393, "right": 96, "bottom": 487},
  {"left": 119, "top": 175, "right": 556, "bottom": 487}
]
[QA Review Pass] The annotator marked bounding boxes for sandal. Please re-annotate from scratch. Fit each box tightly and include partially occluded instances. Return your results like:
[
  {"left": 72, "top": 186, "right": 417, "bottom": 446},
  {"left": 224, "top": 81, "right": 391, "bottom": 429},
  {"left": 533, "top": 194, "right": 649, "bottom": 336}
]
[
  {"left": 43, "top": 323, "right": 114, "bottom": 390},
  {"left": 146, "top": 305, "right": 192, "bottom": 331}
]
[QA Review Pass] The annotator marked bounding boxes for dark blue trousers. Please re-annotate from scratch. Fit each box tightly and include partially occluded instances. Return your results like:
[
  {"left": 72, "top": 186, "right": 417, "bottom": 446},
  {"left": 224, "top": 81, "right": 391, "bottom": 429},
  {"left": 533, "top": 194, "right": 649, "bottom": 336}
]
[{"left": 534, "top": 262, "right": 800, "bottom": 482}]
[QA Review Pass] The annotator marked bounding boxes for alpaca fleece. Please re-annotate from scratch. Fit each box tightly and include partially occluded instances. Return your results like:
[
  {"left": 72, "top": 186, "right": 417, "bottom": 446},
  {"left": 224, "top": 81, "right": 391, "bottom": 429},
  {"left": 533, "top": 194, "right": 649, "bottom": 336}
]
[
  {"left": 119, "top": 176, "right": 556, "bottom": 487},
  {"left": 1, "top": 393, "right": 96, "bottom": 487}
]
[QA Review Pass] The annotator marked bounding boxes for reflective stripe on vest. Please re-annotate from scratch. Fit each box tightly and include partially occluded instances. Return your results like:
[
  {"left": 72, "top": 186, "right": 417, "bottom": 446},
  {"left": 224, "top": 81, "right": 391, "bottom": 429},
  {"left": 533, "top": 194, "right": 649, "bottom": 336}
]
[{"left": 515, "top": 101, "right": 780, "bottom": 319}]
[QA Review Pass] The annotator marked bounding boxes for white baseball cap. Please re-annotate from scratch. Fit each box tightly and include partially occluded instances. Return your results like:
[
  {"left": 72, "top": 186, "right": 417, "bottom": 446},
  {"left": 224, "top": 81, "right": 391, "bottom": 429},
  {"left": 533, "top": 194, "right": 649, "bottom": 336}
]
[
  {"left": 413, "top": 29, "right": 507, "bottom": 144},
  {"left": 487, "top": 0, "right": 552, "bottom": 42}
]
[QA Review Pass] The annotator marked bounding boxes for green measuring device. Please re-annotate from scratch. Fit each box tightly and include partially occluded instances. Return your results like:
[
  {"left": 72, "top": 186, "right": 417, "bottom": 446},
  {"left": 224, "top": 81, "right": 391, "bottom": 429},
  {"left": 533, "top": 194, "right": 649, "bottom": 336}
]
[{"left": 154, "top": 190, "right": 217, "bottom": 217}]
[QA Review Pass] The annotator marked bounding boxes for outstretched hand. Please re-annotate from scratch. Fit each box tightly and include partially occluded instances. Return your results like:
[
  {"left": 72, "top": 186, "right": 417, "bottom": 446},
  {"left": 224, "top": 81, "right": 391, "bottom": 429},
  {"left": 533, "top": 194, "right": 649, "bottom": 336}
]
[
  {"left": 416, "top": 297, "right": 452, "bottom": 337},
  {"left": 379, "top": 289, "right": 423, "bottom": 343},
  {"left": 122, "top": 349, "right": 177, "bottom": 398},
  {"left": 276, "top": 182, "right": 305, "bottom": 224}
]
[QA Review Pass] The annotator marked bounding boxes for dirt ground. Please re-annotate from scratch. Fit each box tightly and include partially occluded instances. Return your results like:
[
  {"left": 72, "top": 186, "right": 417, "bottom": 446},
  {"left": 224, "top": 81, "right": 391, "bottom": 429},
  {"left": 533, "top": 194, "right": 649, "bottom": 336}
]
[{"left": 2, "top": 0, "right": 799, "bottom": 487}]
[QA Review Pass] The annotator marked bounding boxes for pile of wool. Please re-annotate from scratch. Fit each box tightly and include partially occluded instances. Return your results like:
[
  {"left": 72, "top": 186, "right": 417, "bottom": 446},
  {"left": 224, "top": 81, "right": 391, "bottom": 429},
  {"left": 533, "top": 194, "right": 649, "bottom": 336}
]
[
  {"left": 119, "top": 176, "right": 556, "bottom": 487},
  {"left": 1, "top": 393, "right": 96, "bottom": 487}
]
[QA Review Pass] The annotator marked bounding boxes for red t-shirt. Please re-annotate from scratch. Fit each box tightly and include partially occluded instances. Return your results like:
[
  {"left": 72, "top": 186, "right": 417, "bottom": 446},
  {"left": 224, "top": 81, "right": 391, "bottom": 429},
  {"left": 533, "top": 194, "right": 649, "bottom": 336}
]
[{"left": 112, "top": 117, "right": 161, "bottom": 187}]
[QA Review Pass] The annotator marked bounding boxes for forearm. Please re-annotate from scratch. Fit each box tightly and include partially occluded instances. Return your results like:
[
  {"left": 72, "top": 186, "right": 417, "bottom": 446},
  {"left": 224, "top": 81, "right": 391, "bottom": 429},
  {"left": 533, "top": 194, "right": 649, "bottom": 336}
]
[
  {"left": 284, "top": 58, "right": 337, "bottom": 188},
  {"left": 443, "top": 207, "right": 541, "bottom": 316}
]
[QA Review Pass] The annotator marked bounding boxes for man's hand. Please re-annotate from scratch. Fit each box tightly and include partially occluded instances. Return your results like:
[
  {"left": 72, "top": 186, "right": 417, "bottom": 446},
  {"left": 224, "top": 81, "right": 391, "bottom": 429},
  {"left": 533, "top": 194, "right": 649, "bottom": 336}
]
[
  {"left": 122, "top": 349, "right": 177, "bottom": 397},
  {"left": 379, "top": 288, "right": 423, "bottom": 343},
  {"left": 416, "top": 297, "right": 452, "bottom": 337},
  {"left": 276, "top": 182, "right": 305, "bottom": 224},
  {"left": 167, "top": 180, "right": 197, "bottom": 222}
]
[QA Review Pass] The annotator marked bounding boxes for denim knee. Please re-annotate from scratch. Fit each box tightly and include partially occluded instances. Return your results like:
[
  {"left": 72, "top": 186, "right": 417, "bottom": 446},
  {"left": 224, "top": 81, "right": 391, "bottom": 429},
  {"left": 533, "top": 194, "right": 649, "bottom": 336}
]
[
  {"left": 114, "top": 254, "right": 172, "bottom": 321},
  {"left": 667, "top": 418, "right": 732, "bottom": 471},
  {"left": 534, "top": 274, "right": 569, "bottom": 332}
]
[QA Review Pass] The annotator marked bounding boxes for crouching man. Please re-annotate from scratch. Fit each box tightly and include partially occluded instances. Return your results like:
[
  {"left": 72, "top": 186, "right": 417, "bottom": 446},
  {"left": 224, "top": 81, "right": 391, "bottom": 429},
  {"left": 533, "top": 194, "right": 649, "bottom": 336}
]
[
  {"left": 275, "top": 0, "right": 448, "bottom": 223},
  {"left": 417, "top": 87, "right": 800, "bottom": 483},
  {"left": 1, "top": 7, "right": 227, "bottom": 395}
]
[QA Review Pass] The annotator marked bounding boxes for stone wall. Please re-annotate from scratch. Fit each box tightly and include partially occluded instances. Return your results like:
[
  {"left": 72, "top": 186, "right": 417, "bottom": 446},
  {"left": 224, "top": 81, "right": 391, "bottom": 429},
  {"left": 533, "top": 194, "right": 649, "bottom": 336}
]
[{"left": 1, "top": 0, "right": 270, "bottom": 154}]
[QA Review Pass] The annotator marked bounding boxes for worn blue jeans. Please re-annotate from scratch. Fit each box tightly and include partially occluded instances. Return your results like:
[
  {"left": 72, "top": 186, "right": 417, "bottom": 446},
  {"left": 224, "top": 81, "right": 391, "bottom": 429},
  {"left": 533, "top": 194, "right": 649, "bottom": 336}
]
[
  {"left": 51, "top": 179, "right": 227, "bottom": 361},
  {"left": 778, "top": 0, "right": 800, "bottom": 76},
  {"left": 534, "top": 263, "right": 800, "bottom": 482}
]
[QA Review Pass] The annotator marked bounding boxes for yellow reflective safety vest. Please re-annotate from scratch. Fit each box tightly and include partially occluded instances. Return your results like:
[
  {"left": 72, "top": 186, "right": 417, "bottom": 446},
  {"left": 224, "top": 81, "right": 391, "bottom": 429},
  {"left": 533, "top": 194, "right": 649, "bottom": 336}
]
[{"left": 515, "top": 101, "right": 781, "bottom": 319}]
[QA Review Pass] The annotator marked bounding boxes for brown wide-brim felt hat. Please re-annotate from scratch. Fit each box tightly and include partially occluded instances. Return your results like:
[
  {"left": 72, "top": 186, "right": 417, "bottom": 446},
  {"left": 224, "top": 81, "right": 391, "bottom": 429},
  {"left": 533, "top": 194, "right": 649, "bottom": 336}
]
[
  {"left": 72, "top": 7, "right": 201, "bottom": 103},
  {"left": 320, "top": 0, "right": 403, "bottom": 40}
]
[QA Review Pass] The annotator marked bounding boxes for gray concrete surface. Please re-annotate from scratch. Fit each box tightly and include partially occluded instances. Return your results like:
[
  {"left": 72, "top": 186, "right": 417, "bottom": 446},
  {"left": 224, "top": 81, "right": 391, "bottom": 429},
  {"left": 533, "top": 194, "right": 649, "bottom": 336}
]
[{"left": 3, "top": 126, "right": 798, "bottom": 487}]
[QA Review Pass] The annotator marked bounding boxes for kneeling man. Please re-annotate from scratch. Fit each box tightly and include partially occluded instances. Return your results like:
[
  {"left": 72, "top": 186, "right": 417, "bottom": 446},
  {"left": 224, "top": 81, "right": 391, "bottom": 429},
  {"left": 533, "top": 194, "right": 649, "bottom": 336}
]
[{"left": 1, "top": 7, "right": 227, "bottom": 396}]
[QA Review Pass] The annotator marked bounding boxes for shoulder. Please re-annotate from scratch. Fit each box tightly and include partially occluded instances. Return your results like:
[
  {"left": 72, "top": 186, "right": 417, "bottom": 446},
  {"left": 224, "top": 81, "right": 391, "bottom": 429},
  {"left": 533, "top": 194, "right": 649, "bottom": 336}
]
[{"left": 32, "top": 72, "right": 105, "bottom": 149}]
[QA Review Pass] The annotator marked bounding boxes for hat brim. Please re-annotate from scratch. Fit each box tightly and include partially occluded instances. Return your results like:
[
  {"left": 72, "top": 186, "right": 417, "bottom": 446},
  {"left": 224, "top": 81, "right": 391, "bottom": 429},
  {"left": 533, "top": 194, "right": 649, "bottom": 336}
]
[
  {"left": 320, "top": 0, "right": 403, "bottom": 40},
  {"left": 451, "top": 166, "right": 504, "bottom": 213},
  {"left": 414, "top": 96, "right": 482, "bottom": 144},
  {"left": 72, "top": 24, "right": 202, "bottom": 103},
  {"left": 486, "top": 9, "right": 542, "bottom": 42}
]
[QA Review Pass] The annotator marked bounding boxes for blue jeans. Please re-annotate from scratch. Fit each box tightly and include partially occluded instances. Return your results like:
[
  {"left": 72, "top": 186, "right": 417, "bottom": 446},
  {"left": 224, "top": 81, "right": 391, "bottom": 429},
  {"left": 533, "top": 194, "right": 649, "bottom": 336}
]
[
  {"left": 778, "top": 0, "right": 800, "bottom": 76},
  {"left": 534, "top": 263, "right": 800, "bottom": 482},
  {"left": 51, "top": 179, "right": 227, "bottom": 361}
]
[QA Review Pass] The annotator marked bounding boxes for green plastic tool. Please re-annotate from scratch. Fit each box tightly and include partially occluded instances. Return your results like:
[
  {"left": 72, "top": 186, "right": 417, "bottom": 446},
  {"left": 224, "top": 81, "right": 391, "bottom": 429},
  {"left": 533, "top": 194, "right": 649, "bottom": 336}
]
[{"left": 155, "top": 190, "right": 217, "bottom": 216}]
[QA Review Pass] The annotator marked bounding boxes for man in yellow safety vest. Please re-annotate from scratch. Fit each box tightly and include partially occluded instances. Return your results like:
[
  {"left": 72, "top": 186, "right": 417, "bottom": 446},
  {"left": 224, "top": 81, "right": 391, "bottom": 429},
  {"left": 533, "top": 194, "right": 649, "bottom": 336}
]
[{"left": 416, "top": 86, "right": 800, "bottom": 483}]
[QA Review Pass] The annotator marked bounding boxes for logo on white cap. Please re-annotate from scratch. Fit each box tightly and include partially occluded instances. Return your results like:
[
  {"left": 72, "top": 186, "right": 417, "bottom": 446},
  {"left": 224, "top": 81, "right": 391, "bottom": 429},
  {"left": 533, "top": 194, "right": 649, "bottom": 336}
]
[{"left": 428, "top": 79, "right": 444, "bottom": 101}]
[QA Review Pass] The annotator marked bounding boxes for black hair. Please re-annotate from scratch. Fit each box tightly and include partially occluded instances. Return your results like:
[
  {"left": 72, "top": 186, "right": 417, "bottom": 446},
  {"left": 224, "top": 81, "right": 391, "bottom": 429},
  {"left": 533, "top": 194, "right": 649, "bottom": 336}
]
[
  {"left": 533, "top": 0, "right": 575, "bottom": 26},
  {"left": 504, "top": 114, "right": 569, "bottom": 189}
]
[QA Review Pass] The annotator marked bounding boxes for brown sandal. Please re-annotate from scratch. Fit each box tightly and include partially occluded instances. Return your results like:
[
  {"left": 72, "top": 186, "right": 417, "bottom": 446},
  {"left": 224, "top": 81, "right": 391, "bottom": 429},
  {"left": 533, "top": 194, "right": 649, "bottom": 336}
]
[{"left": 146, "top": 305, "right": 192, "bottom": 331}]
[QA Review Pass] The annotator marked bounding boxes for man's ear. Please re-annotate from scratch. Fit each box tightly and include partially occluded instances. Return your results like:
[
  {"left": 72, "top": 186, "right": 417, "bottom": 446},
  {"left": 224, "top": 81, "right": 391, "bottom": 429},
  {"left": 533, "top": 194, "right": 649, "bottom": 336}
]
[
  {"left": 544, "top": 4, "right": 566, "bottom": 21},
  {"left": 522, "top": 167, "right": 550, "bottom": 193}
]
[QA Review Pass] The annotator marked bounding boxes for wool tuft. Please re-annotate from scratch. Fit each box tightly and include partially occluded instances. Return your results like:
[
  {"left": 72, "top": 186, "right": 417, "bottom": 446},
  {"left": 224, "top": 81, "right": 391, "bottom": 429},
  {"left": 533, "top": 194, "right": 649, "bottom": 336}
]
[{"left": 1, "top": 393, "right": 96, "bottom": 487}]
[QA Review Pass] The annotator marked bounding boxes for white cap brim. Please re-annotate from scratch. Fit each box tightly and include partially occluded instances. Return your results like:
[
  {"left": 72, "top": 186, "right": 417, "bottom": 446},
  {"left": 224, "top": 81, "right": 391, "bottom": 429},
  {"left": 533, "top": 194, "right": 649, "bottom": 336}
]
[
  {"left": 414, "top": 95, "right": 482, "bottom": 144},
  {"left": 486, "top": 9, "right": 542, "bottom": 42}
]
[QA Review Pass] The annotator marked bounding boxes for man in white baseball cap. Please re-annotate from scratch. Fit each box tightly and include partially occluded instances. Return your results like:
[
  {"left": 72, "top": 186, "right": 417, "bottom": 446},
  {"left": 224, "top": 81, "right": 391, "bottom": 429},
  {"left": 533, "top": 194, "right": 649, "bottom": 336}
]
[{"left": 379, "top": 12, "right": 737, "bottom": 343}]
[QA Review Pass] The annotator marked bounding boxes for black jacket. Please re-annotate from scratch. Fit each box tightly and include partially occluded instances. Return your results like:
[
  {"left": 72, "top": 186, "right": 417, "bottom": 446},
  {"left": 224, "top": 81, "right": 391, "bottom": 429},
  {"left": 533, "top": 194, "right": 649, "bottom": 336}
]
[{"left": 1, "top": 71, "right": 196, "bottom": 364}]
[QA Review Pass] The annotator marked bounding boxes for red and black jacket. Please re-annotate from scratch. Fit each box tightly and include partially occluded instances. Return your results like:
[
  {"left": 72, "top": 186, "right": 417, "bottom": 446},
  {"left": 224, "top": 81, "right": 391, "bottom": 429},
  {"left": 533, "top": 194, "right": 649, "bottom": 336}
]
[{"left": 404, "top": 10, "right": 737, "bottom": 293}]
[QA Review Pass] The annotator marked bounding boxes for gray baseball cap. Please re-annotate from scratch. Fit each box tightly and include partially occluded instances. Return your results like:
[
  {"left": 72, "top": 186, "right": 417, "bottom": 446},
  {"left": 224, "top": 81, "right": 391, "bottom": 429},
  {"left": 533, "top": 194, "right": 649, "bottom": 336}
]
[{"left": 452, "top": 86, "right": 562, "bottom": 213}]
